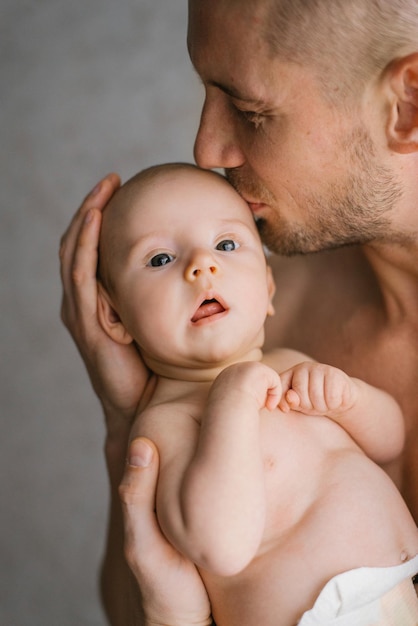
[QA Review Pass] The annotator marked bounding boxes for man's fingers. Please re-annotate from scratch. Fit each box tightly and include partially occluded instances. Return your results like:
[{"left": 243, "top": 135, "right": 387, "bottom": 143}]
[
  {"left": 70, "top": 209, "right": 102, "bottom": 310},
  {"left": 119, "top": 440, "right": 212, "bottom": 626},
  {"left": 119, "top": 438, "right": 168, "bottom": 575},
  {"left": 60, "top": 209, "right": 102, "bottom": 331},
  {"left": 120, "top": 438, "right": 158, "bottom": 507},
  {"left": 59, "top": 174, "right": 121, "bottom": 330},
  {"left": 72, "top": 174, "right": 121, "bottom": 232},
  {"left": 59, "top": 173, "right": 120, "bottom": 275}
]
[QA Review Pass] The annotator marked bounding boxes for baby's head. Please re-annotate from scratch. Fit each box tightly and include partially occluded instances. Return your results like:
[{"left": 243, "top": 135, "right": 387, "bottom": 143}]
[{"left": 98, "top": 163, "right": 275, "bottom": 379}]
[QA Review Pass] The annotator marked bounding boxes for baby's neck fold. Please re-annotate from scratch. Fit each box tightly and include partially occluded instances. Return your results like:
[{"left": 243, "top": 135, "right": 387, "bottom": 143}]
[{"left": 145, "top": 347, "right": 264, "bottom": 383}]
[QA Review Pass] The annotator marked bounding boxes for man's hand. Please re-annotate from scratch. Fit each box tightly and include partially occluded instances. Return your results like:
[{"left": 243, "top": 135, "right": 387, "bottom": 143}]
[
  {"left": 59, "top": 175, "right": 146, "bottom": 423},
  {"left": 120, "top": 438, "right": 213, "bottom": 626}
]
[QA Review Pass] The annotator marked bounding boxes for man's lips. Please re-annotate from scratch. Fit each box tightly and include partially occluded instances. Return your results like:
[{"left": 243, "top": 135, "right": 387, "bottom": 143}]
[
  {"left": 246, "top": 201, "right": 265, "bottom": 214},
  {"left": 191, "top": 298, "right": 226, "bottom": 323}
]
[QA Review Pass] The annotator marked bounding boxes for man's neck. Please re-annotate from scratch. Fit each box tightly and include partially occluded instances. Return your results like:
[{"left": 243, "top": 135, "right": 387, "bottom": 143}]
[{"left": 363, "top": 239, "right": 418, "bottom": 324}]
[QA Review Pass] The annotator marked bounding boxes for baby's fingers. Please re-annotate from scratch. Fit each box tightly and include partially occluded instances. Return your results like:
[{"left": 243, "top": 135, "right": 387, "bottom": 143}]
[
  {"left": 265, "top": 384, "right": 282, "bottom": 411},
  {"left": 280, "top": 364, "right": 327, "bottom": 413},
  {"left": 278, "top": 388, "right": 303, "bottom": 413}
]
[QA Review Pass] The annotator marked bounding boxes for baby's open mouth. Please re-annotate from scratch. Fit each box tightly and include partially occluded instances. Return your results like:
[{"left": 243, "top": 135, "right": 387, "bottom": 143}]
[{"left": 191, "top": 298, "right": 226, "bottom": 322}]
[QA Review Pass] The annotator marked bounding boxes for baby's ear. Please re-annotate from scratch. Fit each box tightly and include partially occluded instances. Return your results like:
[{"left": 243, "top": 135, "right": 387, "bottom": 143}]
[
  {"left": 266, "top": 265, "right": 276, "bottom": 317},
  {"left": 97, "top": 282, "right": 133, "bottom": 345},
  {"left": 386, "top": 53, "right": 418, "bottom": 153}
]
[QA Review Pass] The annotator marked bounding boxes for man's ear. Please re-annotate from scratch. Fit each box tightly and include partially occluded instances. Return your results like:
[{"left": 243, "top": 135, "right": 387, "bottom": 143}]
[
  {"left": 386, "top": 53, "right": 418, "bottom": 154},
  {"left": 266, "top": 265, "right": 276, "bottom": 317},
  {"left": 97, "top": 282, "right": 133, "bottom": 345}
]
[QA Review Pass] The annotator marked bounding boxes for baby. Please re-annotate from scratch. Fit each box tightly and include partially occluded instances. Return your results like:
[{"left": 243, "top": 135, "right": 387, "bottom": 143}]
[{"left": 97, "top": 163, "right": 418, "bottom": 626}]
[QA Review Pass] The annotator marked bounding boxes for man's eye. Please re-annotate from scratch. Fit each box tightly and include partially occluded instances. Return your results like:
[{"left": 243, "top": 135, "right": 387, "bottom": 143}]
[
  {"left": 216, "top": 239, "right": 239, "bottom": 252},
  {"left": 235, "top": 108, "right": 264, "bottom": 129},
  {"left": 147, "top": 252, "right": 174, "bottom": 267}
]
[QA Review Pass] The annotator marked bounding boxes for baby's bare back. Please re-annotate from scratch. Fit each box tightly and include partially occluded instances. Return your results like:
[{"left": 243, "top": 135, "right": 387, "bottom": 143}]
[{"left": 203, "top": 408, "right": 418, "bottom": 626}]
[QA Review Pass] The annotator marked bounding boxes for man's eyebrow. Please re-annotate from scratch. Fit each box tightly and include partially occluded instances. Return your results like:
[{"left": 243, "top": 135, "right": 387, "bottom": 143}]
[
  {"left": 189, "top": 61, "right": 264, "bottom": 105},
  {"left": 208, "top": 80, "right": 264, "bottom": 105}
]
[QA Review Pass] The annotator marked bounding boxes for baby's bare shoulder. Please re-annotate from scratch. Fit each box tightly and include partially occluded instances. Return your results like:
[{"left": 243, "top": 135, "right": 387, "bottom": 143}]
[{"left": 262, "top": 347, "right": 313, "bottom": 373}]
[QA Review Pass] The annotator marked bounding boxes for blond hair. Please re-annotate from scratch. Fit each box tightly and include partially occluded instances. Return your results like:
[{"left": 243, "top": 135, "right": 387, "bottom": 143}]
[{"left": 263, "top": 0, "right": 418, "bottom": 102}]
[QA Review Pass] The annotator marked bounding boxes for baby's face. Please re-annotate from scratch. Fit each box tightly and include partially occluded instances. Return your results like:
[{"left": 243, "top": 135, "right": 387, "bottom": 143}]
[{"left": 107, "top": 168, "right": 273, "bottom": 371}]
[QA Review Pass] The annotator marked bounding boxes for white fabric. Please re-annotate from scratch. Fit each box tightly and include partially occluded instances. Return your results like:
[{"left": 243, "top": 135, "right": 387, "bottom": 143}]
[{"left": 298, "top": 554, "right": 418, "bottom": 626}]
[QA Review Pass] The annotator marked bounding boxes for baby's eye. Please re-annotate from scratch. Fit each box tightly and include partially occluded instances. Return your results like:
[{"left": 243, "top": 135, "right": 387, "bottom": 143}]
[
  {"left": 216, "top": 239, "right": 240, "bottom": 252},
  {"left": 147, "top": 252, "right": 174, "bottom": 267}
]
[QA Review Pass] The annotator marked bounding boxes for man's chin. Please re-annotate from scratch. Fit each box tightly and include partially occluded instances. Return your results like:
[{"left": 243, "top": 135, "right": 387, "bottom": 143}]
[{"left": 256, "top": 219, "right": 333, "bottom": 257}]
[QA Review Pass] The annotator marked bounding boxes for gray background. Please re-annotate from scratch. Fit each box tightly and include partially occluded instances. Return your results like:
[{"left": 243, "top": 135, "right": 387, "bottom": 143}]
[{"left": 1, "top": 1, "right": 201, "bottom": 624}]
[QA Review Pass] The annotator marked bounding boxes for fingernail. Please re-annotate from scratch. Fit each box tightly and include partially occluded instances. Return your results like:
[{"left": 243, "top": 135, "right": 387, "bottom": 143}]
[
  {"left": 91, "top": 181, "right": 102, "bottom": 196},
  {"left": 84, "top": 209, "right": 93, "bottom": 225},
  {"left": 128, "top": 439, "right": 153, "bottom": 467}
]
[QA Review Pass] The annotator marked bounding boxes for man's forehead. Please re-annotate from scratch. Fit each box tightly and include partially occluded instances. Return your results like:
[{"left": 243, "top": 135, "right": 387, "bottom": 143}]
[
  {"left": 187, "top": 0, "right": 268, "bottom": 55},
  {"left": 188, "top": 0, "right": 271, "bottom": 98},
  {"left": 188, "top": 0, "right": 265, "bottom": 15}
]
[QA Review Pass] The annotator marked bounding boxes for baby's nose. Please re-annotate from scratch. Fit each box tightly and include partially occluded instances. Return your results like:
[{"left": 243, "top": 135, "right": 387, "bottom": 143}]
[{"left": 184, "top": 251, "right": 219, "bottom": 282}]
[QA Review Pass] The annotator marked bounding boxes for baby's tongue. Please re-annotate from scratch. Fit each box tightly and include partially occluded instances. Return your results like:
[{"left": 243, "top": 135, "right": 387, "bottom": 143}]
[{"left": 192, "top": 299, "right": 224, "bottom": 322}]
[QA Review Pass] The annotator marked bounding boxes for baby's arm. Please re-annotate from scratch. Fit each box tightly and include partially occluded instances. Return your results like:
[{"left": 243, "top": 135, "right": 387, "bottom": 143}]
[
  {"left": 143, "top": 362, "right": 281, "bottom": 577},
  {"left": 279, "top": 362, "right": 405, "bottom": 464}
]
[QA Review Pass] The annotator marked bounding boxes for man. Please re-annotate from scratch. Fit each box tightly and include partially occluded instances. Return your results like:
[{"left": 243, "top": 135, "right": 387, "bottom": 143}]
[{"left": 60, "top": 0, "right": 418, "bottom": 624}]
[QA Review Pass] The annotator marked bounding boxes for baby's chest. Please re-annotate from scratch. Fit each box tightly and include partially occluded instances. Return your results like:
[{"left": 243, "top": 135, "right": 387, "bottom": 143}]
[
  {"left": 257, "top": 410, "right": 345, "bottom": 542},
  {"left": 132, "top": 392, "right": 203, "bottom": 444}
]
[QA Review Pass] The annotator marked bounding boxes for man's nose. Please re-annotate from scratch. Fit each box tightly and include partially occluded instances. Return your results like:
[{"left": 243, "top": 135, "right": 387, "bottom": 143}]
[
  {"left": 184, "top": 250, "right": 220, "bottom": 282},
  {"left": 194, "top": 89, "right": 245, "bottom": 170}
]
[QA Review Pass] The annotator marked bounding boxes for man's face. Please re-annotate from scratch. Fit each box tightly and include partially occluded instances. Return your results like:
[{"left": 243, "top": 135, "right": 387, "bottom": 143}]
[{"left": 188, "top": 0, "right": 401, "bottom": 255}]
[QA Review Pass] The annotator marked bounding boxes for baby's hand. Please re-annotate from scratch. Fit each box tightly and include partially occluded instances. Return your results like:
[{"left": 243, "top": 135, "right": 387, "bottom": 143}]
[
  {"left": 278, "top": 362, "right": 357, "bottom": 416},
  {"left": 213, "top": 361, "right": 282, "bottom": 412}
]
